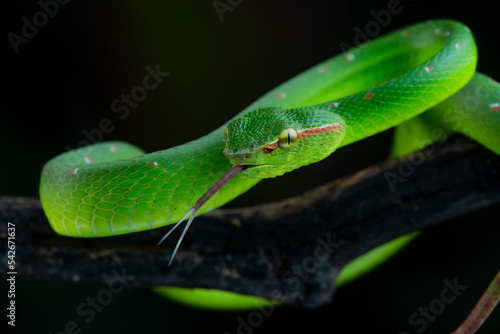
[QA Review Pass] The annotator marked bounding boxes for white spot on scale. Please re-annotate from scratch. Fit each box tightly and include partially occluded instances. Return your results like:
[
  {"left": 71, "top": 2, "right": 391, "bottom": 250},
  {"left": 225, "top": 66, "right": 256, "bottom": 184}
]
[
  {"left": 444, "top": 30, "right": 450, "bottom": 36},
  {"left": 434, "top": 28, "right": 440, "bottom": 35},
  {"left": 68, "top": 168, "right": 79, "bottom": 175},
  {"left": 490, "top": 103, "right": 500, "bottom": 111},
  {"left": 330, "top": 102, "right": 339, "bottom": 108},
  {"left": 425, "top": 66, "right": 433, "bottom": 73},
  {"left": 317, "top": 66, "right": 327, "bottom": 73},
  {"left": 84, "top": 156, "right": 93, "bottom": 164},
  {"left": 276, "top": 92, "right": 286, "bottom": 99},
  {"left": 345, "top": 53, "right": 355, "bottom": 62},
  {"left": 455, "top": 42, "right": 461, "bottom": 49},
  {"left": 110, "top": 144, "right": 118, "bottom": 152}
]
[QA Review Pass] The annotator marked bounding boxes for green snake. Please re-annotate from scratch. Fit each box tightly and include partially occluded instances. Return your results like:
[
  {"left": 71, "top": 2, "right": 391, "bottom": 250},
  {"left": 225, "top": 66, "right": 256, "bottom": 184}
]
[{"left": 39, "top": 19, "right": 500, "bottom": 327}]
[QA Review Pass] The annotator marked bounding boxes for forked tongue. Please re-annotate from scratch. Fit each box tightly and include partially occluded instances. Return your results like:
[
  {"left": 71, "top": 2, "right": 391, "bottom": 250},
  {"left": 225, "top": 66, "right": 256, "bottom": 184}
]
[{"left": 158, "top": 164, "right": 255, "bottom": 266}]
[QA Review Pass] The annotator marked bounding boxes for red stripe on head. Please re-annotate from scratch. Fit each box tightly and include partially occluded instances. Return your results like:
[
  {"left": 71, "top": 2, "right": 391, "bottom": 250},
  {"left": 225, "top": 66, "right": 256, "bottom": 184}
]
[{"left": 297, "top": 123, "right": 342, "bottom": 139}]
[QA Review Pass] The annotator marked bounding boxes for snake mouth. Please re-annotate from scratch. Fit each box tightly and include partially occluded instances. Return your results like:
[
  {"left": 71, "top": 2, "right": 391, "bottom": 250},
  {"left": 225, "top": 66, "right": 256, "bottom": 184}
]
[{"left": 233, "top": 164, "right": 257, "bottom": 171}]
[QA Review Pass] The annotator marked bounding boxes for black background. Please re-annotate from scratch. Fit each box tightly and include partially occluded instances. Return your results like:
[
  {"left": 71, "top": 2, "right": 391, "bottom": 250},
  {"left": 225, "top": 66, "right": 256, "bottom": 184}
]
[{"left": 1, "top": 1, "right": 500, "bottom": 333}]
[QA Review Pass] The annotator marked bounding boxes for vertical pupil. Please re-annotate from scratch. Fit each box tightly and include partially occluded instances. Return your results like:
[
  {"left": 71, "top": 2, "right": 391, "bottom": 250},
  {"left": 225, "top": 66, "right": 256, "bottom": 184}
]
[{"left": 287, "top": 132, "right": 291, "bottom": 145}]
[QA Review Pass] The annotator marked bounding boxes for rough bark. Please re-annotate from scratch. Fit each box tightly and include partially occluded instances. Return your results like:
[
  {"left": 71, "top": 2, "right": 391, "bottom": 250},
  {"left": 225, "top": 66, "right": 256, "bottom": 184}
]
[{"left": 1, "top": 136, "right": 499, "bottom": 308}]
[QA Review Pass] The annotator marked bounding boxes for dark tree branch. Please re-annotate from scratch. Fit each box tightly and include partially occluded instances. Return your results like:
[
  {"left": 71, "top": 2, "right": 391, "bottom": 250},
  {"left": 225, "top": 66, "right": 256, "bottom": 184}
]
[{"left": 1, "top": 136, "right": 500, "bottom": 308}]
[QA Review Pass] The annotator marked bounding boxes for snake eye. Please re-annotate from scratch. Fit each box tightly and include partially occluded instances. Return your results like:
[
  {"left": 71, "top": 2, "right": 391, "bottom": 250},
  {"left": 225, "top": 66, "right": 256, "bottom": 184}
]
[{"left": 278, "top": 128, "right": 298, "bottom": 148}]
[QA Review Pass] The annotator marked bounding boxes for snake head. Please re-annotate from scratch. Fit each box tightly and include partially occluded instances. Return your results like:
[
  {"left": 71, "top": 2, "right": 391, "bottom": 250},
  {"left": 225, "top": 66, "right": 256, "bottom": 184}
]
[{"left": 223, "top": 106, "right": 346, "bottom": 178}]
